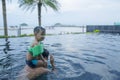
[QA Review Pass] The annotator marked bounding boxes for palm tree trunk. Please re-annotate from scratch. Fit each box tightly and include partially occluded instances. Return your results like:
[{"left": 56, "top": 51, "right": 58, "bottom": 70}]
[
  {"left": 2, "top": 0, "right": 8, "bottom": 37},
  {"left": 37, "top": 1, "right": 42, "bottom": 26}
]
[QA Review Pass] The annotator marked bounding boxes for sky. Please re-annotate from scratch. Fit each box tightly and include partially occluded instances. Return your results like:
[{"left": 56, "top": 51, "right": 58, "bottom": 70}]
[{"left": 0, "top": 0, "right": 120, "bottom": 27}]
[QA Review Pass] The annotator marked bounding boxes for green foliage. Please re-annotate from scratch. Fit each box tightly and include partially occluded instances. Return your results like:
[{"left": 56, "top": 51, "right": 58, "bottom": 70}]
[
  {"left": 0, "top": 36, "right": 7, "bottom": 38},
  {"left": 94, "top": 29, "right": 100, "bottom": 33},
  {"left": 28, "top": 34, "right": 34, "bottom": 36},
  {"left": 18, "top": 0, "right": 60, "bottom": 26},
  {"left": 71, "top": 32, "right": 82, "bottom": 34},
  {"left": 0, "top": 35, "right": 16, "bottom": 38},
  {"left": 20, "top": 23, "right": 28, "bottom": 26},
  {"left": 10, "top": 36, "right": 16, "bottom": 38},
  {"left": 19, "top": 34, "right": 27, "bottom": 37},
  {"left": 18, "top": 0, "right": 60, "bottom": 11}
]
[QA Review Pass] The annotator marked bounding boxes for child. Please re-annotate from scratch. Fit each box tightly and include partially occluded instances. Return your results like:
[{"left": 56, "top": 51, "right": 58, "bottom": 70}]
[{"left": 26, "top": 26, "right": 55, "bottom": 70}]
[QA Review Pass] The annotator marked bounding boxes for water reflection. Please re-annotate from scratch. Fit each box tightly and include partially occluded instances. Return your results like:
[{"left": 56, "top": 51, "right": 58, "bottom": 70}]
[
  {"left": 0, "top": 34, "right": 120, "bottom": 80},
  {"left": 0, "top": 38, "right": 14, "bottom": 80},
  {"left": 3, "top": 38, "right": 10, "bottom": 54}
]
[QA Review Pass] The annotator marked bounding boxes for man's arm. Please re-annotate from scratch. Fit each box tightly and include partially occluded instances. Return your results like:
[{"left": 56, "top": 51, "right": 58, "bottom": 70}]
[{"left": 26, "top": 52, "right": 33, "bottom": 60}]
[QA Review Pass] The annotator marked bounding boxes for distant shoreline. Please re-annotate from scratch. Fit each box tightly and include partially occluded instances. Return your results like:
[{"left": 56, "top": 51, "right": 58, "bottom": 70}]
[
  {"left": 0, "top": 26, "right": 85, "bottom": 30},
  {"left": 0, "top": 28, "right": 34, "bottom": 30}
]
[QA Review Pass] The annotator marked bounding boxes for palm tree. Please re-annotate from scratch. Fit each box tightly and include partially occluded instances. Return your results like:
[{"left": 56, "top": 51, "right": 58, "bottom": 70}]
[
  {"left": 18, "top": 0, "right": 60, "bottom": 26},
  {"left": 2, "top": 0, "right": 8, "bottom": 37}
]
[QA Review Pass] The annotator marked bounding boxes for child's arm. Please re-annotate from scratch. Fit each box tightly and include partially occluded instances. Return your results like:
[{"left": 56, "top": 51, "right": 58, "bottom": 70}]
[
  {"left": 50, "top": 55, "right": 55, "bottom": 70},
  {"left": 39, "top": 54, "right": 47, "bottom": 67}
]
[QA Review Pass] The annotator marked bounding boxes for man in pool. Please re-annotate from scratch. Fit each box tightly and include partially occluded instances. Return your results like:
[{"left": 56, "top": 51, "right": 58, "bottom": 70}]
[{"left": 25, "top": 26, "right": 55, "bottom": 79}]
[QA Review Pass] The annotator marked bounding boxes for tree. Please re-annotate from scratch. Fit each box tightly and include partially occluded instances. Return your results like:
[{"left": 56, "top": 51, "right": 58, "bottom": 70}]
[
  {"left": 20, "top": 23, "right": 28, "bottom": 26},
  {"left": 2, "top": 0, "right": 8, "bottom": 37},
  {"left": 18, "top": 0, "right": 60, "bottom": 26}
]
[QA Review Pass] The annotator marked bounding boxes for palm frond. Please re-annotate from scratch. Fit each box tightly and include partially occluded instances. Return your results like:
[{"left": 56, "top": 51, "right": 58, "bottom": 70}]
[
  {"left": 18, "top": 0, "right": 37, "bottom": 11},
  {"left": 18, "top": 0, "right": 60, "bottom": 12},
  {"left": 43, "top": 0, "right": 60, "bottom": 11}
]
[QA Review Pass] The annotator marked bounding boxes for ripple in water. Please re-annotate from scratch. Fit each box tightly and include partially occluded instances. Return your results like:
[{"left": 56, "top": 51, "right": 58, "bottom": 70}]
[{"left": 0, "top": 34, "right": 120, "bottom": 80}]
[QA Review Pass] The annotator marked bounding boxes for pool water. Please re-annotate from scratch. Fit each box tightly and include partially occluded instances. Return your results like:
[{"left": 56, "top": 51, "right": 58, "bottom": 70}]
[{"left": 0, "top": 33, "right": 120, "bottom": 80}]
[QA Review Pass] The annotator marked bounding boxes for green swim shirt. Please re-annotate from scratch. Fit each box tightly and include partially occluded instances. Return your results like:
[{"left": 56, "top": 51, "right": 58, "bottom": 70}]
[{"left": 28, "top": 42, "right": 44, "bottom": 57}]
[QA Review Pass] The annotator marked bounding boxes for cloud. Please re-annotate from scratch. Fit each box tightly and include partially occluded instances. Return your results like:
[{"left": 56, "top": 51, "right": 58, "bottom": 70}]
[
  {"left": 59, "top": 0, "right": 82, "bottom": 12},
  {"left": 7, "top": 4, "right": 18, "bottom": 14},
  {"left": 1, "top": 0, "right": 120, "bottom": 26},
  {"left": 59, "top": 0, "right": 120, "bottom": 12}
]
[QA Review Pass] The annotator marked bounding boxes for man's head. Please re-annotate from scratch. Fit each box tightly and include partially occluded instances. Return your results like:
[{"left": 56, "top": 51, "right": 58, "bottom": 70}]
[{"left": 34, "top": 26, "right": 46, "bottom": 41}]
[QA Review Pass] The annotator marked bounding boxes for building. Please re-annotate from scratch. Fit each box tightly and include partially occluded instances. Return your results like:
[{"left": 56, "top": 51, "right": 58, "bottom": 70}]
[{"left": 86, "top": 25, "right": 120, "bottom": 33}]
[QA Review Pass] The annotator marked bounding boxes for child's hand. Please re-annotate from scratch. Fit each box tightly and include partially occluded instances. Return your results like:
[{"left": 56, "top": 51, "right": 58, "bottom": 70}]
[
  {"left": 51, "top": 67, "right": 57, "bottom": 74},
  {"left": 52, "top": 65, "right": 55, "bottom": 71},
  {"left": 43, "top": 60, "right": 47, "bottom": 67}
]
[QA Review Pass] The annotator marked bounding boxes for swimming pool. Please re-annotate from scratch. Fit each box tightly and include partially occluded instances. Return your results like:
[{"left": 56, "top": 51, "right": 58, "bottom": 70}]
[{"left": 0, "top": 33, "right": 120, "bottom": 80}]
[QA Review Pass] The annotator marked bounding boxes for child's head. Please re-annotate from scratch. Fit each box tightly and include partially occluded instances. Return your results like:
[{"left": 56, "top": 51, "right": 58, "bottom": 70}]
[{"left": 34, "top": 26, "right": 46, "bottom": 41}]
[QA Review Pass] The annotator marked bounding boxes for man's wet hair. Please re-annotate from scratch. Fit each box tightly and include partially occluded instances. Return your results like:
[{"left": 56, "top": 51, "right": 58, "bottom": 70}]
[{"left": 34, "top": 26, "right": 45, "bottom": 34}]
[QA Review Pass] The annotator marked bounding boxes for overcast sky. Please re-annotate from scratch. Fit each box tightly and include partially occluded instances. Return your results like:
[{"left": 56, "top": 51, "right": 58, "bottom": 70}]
[{"left": 0, "top": 0, "right": 120, "bottom": 27}]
